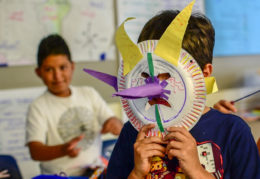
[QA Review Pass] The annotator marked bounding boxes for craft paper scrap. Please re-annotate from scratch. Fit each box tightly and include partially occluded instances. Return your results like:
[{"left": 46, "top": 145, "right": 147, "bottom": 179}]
[
  {"left": 115, "top": 17, "right": 143, "bottom": 75},
  {"left": 113, "top": 83, "right": 164, "bottom": 99},
  {"left": 154, "top": 0, "right": 195, "bottom": 67},
  {"left": 205, "top": 76, "right": 218, "bottom": 94},
  {"left": 83, "top": 68, "right": 118, "bottom": 91}
]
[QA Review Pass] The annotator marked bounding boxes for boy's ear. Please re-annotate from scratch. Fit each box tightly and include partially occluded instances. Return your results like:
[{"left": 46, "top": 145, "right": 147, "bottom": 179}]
[
  {"left": 35, "top": 67, "right": 42, "bottom": 78},
  {"left": 202, "top": 63, "right": 213, "bottom": 77}
]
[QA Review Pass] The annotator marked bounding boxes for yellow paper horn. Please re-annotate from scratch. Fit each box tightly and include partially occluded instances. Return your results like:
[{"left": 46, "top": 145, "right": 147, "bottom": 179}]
[
  {"left": 205, "top": 76, "right": 218, "bottom": 94},
  {"left": 154, "top": 0, "right": 195, "bottom": 67},
  {"left": 115, "top": 17, "right": 143, "bottom": 76}
]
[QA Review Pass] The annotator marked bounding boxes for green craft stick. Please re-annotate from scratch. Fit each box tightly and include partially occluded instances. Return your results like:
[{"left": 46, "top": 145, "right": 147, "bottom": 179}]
[
  {"left": 147, "top": 52, "right": 164, "bottom": 132},
  {"left": 155, "top": 104, "right": 165, "bottom": 132},
  {"left": 147, "top": 53, "right": 154, "bottom": 81}
]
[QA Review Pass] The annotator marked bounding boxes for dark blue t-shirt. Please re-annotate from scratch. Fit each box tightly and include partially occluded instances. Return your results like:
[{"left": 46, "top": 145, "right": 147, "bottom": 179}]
[{"left": 107, "top": 109, "right": 260, "bottom": 179}]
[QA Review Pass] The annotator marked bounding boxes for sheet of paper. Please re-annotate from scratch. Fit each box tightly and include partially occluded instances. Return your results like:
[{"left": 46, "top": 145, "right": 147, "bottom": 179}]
[
  {"left": 0, "top": 0, "right": 115, "bottom": 66},
  {"left": 117, "top": 0, "right": 204, "bottom": 43},
  {"left": 205, "top": 0, "right": 260, "bottom": 56},
  {"left": 0, "top": 87, "right": 44, "bottom": 178}
]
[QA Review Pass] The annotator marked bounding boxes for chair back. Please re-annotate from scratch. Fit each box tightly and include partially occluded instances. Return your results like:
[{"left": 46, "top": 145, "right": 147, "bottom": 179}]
[
  {"left": 0, "top": 155, "right": 23, "bottom": 179},
  {"left": 102, "top": 139, "right": 117, "bottom": 160}
]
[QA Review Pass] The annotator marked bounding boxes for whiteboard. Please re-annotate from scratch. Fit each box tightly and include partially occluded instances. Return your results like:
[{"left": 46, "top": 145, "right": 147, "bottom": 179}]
[
  {"left": 205, "top": 0, "right": 260, "bottom": 56},
  {"left": 0, "top": 87, "right": 45, "bottom": 178},
  {"left": 0, "top": 0, "right": 115, "bottom": 66},
  {"left": 117, "top": 0, "right": 205, "bottom": 43}
]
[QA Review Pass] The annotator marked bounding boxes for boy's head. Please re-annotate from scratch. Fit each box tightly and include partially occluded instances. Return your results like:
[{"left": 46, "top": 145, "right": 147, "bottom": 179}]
[
  {"left": 36, "top": 34, "right": 74, "bottom": 97},
  {"left": 137, "top": 10, "right": 215, "bottom": 71}
]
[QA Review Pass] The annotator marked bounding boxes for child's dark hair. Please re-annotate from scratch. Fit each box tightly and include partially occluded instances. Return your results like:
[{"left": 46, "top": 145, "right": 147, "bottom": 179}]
[
  {"left": 137, "top": 10, "right": 215, "bottom": 70},
  {"left": 37, "top": 34, "right": 72, "bottom": 67}
]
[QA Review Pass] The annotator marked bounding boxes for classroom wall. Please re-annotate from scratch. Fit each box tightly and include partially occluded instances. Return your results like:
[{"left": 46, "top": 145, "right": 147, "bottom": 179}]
[
  {"left": 0, "top": 60, "right": 120, "bottom": 103},
  {"left": 212, "top": 55, "right": 260, "bottom": 90},
  {"left": 1, "top": 0, "right": 259, "bottom": 99},
  {"left": 1, "top": 55, "right": 259, "bottom": 101}
]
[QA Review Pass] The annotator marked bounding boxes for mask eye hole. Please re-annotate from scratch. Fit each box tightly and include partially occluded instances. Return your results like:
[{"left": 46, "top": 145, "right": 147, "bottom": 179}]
[
  {"left": 141, "top": 72, "right": 150, "bottom": 78},
  {"left": 157, "top": 73, "right": 171, "bottom": 81}
]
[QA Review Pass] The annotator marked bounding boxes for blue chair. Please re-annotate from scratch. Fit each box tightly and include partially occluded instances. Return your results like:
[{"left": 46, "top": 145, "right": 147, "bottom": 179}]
[
  {"left": 0, "top": 155, "right": 23, "bottom": 179},
  {"left": 102, "top": 139, "right": 117, "bottom": 161}
]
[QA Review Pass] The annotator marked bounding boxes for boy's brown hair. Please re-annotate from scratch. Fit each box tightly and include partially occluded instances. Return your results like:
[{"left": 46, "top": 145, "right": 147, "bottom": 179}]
[
  {"left": 37, "top": 34, "right": 72, "bottom": 67},
  {"left": 137, "top": 10, "right": 215, "bottom": 70}
]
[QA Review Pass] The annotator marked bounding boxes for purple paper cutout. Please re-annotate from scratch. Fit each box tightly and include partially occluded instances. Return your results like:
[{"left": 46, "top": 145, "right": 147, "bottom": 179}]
[
  {"left": 160, "top": 80, "right": 168, "bottom": 88},
  {"left": 145, "top": 77, "right": 171, "bottom": 100},
  {"left": 113, "top": 83, "right": 163, "bottom": 99},
  {"left": 114, "top": 76, "right": 171, "bottom": 100},
  {"left": 83, "top": 68, "right": 118, "bottom": 91},
  {"left": 83, "top": 68, "right": 171, "bottom": 101}
]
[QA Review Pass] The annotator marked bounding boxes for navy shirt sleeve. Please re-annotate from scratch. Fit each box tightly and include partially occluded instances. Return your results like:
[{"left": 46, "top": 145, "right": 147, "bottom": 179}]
[{"left": 227, "top": 121, "right": 260, "bottom": 178}]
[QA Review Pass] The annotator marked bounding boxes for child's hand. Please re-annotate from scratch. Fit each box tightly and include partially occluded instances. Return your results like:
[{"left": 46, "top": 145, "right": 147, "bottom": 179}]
[
  {"left": 164, "top": 127, "right": 205, "bottom": 178},
  {"left": 213, "top": 100, "right": 237, "bottom": 114},
  {"left": 63, "top": 134, "right": 84, "bottom": 158},
  {"left": 0, "top": 170, "right": 10, "bottom": 178},
  {"left": 130, "top": 124, "right": 166, "bottom": 178},
  {"left": 101, "top": 117, "right": 123, "bottom": 135}
]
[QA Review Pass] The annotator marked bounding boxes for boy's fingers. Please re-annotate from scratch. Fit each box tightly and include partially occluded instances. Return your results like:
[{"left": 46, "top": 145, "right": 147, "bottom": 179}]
[
  {"left": 164, "top": 131, "right": 186, "bottom": 142},
  {"left": 0, "top": 170, "right": 8, "bottom": 174},
  {"left": 217, "top": 106, "right": 231, "bottom": 114},
  {"left": 74, "top": 134, "right": 84, "bottom": 142},
  {"left": 225, "top": 101, "right": 237, "bottom": 112},
  {"left": 214, "top": 100, "right": 237, "bottom": 113},
  {"left": 166, "top": 126, "right": 190, "bottom": 138},
  {"left": 141, "top": 136, "right": 168, "bottom": 145},
  {"left": 68, "top": 134, "right": 84, "bottom": 150},
  {"left": 136, "top": 124, "right": 155, "bottom": 141}
]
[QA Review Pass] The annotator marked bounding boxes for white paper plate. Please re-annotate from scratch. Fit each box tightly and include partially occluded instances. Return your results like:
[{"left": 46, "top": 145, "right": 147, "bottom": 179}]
[{"left": 118, "top": 40, "right": 206, "bottom": 136}]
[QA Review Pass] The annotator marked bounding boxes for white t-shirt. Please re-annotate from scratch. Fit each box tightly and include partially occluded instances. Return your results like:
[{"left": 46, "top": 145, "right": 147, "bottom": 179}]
[{"left": 26, "top": 86, "right": 114, "bottom": 176}]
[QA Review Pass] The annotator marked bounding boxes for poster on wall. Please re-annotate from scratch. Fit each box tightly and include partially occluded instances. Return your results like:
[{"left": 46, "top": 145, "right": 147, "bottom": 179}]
[
  {"left": 117, "top": 0, "right": 205, "bottom": 43},
  {"left": 0, "top": 87, "right": 45, "bottom": 178},
  {"left": 205, "top": 0, "right": 260, "bottom": 56},
  {"left": 0, "top": 0, "right": 115, "bottom": 67}
]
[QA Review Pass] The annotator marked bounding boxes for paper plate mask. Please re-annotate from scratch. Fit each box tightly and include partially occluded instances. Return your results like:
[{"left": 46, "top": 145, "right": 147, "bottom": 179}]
[
  {"left": 83, "top": 0, "right": 217, "bottom": 136},
  {"left": 117, "top": 40, "right": 206, "bottom": 135}
]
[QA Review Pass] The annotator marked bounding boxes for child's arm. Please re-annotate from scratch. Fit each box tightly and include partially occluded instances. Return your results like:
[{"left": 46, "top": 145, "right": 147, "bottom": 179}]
[
  {"left": 27, "top": 134, "right": 84, "bottom": 161},
  {"left": 164, "top": 127, "right": 215, "bottom": 179},
  {"left": 128, "top": 124, "right": 166, "bottom": 179},
  {"left": 101, "top": 117, "right": 123, "bottom": 135},
  {"left": 213, "top": 100, "right": 237, "bottom": 114}
]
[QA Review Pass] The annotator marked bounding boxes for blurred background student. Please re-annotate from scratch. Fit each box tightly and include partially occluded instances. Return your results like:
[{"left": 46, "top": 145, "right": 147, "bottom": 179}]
[{"left": 26, "top": 34, "right": 123, "bottom": 177}]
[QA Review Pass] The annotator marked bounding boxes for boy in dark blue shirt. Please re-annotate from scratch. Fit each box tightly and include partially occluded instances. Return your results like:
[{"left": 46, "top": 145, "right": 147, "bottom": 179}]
[{"left": 107, "top": 9, "right": 260, "bottom": 179}]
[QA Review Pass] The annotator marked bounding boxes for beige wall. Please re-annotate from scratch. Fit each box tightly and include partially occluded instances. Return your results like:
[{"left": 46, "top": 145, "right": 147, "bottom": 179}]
[
  {"left": 1, "top": 55, "right": 259, "bottom": 101},
  {"left": 0, "top": 60, "right": 120, "bottom": 103},
  {"left": 212, "top": 55, "right": 260, "bottom": 90}
]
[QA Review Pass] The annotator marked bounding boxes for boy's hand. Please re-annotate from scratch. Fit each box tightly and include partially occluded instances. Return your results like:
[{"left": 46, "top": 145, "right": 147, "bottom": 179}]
[
  {"left": 101, "top": 117, "right": 123, "bottom": 135},
  {"left": 213, "top": 100, "right": 237, "bottom": 114},
  {"left": 0, "top": 170, "right": 10, "bottom": 179},
  {"left": 63, "top": 134, "right": 84, "bottom": 158},
  {"left": 164, "top": 127, "right": 205, "bottom": 178},
  {"left": 129, "top": 124, "right": 166, "bottom": 178}
]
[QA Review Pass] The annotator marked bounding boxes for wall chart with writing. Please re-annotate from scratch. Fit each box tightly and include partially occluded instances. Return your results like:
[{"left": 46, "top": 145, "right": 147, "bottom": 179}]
[
  {"left": 0, "top": 87, "right": 44, "bottom": 178},
  {"left": 117, "top": 0, "right": 204, "bottom": 43},
  {"left": 205, "top": 0, "right": 260, "bottom": 56},
  {"left": 0, "top": 0, "right": 115, "bottom": 66}
]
